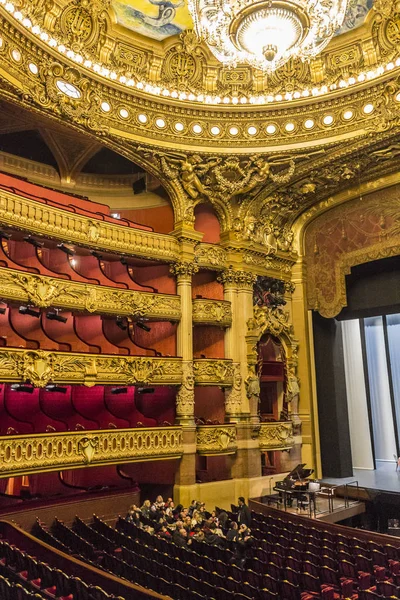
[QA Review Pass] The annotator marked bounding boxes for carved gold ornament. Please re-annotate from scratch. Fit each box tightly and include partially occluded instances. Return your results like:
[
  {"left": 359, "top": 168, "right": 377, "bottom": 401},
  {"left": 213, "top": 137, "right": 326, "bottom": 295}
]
[
  {"left": 196, "top": 424, "right": 237, "bottom": 455},
  {"left": 224, "top": 363, "right": 243, "bottom": 416},
  {"left": 0, "top": 268, "right": 181, "bottom": 320},
  {"left": 193, "top": 359, "right": 235, "bottom": 386},
  {"left": 192, "top": 299, "right": 232, "bottom": 327},
  {"left": 0, "top": 427, "right": 184, "bottom": 478},
  {"left": 176, "top": 361, "right": 195, "bottom": 418},
  {"left": 258, "top": 421, "right": 294, "bottom": 450},
  {"left": 0, "top": 349, "right": 182, "bottom": 387}
]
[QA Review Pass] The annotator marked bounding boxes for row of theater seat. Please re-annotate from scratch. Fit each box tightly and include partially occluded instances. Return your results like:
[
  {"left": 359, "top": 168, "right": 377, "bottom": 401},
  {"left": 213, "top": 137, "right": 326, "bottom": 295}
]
[
  {"left": 0, "top": 237, "right": 160, "bottom": 291},
  {"left": 0, "top": 303, "right": 175, "bottom": 355},
  {"left": 0, "top": 539, "right": 123, "bottom": 600},
  {"left": 0, "top": 573, "right": 44, "bottom": 600},
  {"left": 0, "top": 172, "right": 153, "bottom": 232},
  {"left": 0, "top": 384, "right": 175, "bottom": 435},
  {"left": 38, "top": 511, "right": 400, "bottom": 600}
]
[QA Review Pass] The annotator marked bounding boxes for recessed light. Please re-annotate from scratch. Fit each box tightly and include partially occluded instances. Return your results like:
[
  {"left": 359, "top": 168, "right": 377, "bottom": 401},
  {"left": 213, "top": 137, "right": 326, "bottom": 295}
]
[
  {"left": 396, "top": 92, "right": 400, "bottom": 102},
  {"left": 343, "top": 110, "right": 354, "bottom": 120},
  {"left": 304, "top": 119, "right": 314, "bottom": 129},
  {"left": 210, "top": 126, "right": 220, "bottom": 136},
  {"left": 285, "top": 122, "right": 295, "bottom": 132},
  {"left": 229, "top": 127, "right": 239, "bottom": 136},
  {"left": 138, "top": 114, "right": 148, "bottom": 124},
  {"left": 363, "top": 103, "right": 374, "bottom": 114},
  {"left": 247, "top": 126, "right": 257, "bottom": 135},
  {"left": 119, "top": 108, "right": 129, "bottom": 119},
  {"left": 192, "top": 124, "right": 202, "bottom": 134},
  {"left": 266, "top": 124, "right": 276, "bottom": 135},
  {"left": 174, "top": 122, "right": 184, "bottom": 132},
  {"left": 101, "top": 101, "right": 111, "bottom": 112},
  {"left": 28, "top": 63, "right": 38, "bottom": 75},
  {"left": 323, "top": 115, "right": 334, "bottom": 125},
  {"left": 156, "top": 118, "right": 166, "bottom": 128}
]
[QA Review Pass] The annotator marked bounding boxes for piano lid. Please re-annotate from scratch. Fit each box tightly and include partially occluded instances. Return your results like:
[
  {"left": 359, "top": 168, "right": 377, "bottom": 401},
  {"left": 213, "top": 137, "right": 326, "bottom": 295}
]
[{"left": 283, "top": 463, "right": 314, "bottom": 481}]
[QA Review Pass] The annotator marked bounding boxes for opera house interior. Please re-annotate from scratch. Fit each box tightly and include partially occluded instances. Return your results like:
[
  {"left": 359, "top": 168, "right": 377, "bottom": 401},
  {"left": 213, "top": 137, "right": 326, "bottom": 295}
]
[{"left": 0, "top": 0, "right": 399, "bottom": 598}]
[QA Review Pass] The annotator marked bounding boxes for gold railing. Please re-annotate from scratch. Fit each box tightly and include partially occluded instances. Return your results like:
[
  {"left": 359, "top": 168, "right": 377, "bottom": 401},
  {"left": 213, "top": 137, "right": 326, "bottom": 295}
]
[
  {"left": 0, "top": 349, "right": 182, "bottom": 387},
  {"left": 0, "top": 427, "right": 183, "bottom": 478},
  {"left": 258, "top": 421, "right": 294, "bottom": 451},
  {"left": 192, "top": 299, "right": 232, "bottom": 327},
  {"left": 196, "top": 424, "right": 237, "bottom": 455},
  {"left": 0, "top": 267, "right": 181, "bottom": 320},
  {"left": 193, "top": 359, "right": 234, "bottom": 386},
  {"left": 0, "top": 191, "right": 179, "bottom": 262}
]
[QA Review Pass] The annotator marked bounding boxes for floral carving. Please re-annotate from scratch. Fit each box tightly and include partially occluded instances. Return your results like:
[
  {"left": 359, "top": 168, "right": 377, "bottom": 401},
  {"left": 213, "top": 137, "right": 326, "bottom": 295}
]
[
  {"left": 193, "top": 359, "right": 234, "bottom": 386},
  {"left": 192, "top": 299, "right": 232, "bottom": 326},
  {"left": 176, "top": 361, "right": 195, "bottom": 418},
  {"left": 225, "top": 363, "right": 243, "bottom": 416},
  {"left": 258, "top": 422, "right": 294, "bottom": 450},
  {"left": 196, "top": 425, "right": 237, "bottom": 454}
]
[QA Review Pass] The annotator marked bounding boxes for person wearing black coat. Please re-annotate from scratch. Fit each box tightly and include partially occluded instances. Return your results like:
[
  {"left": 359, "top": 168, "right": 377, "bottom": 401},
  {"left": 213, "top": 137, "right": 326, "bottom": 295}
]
[{"left": 237, "top": 497, "right": 252, "bottom": 527}]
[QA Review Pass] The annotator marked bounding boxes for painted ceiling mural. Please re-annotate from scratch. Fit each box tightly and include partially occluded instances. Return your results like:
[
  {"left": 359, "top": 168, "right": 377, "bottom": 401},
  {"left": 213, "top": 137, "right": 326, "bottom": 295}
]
[{"left": 112, "top": 0, "right": 374, "bottom": 42}]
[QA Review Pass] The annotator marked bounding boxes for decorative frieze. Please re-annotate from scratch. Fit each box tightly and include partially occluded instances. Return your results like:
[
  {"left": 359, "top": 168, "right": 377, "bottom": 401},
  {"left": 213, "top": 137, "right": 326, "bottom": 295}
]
[
  {"left": 192, "top": 299, "right": 232, "bottom": 327},
  {"left": 0, "top": 191, "right": 179, "bottom": 262},
  {"left": 0, "top": 349, "right": 182, "bottom": 387},
  {"left": 195, "top": 244, "right": 227, "bottom": 270},
  {"left": 0, "top": 267, "right": 181, "bottom": 320},
  {"left": 0, "top": 427, "right": 184, "bottom": 478},
  {"left": 258, "top": 421, "right": 294, "bottom": 451},
  {"left": 196, "top": 424, "right": 237, "bottom": 455},
  {"left": 193, "top": 358, "right": 234, "bottom": 386}
]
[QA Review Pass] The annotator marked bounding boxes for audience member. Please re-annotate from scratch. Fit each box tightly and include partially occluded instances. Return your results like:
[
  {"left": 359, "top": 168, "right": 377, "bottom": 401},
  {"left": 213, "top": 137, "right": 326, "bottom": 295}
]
[{"left": 237, "top": 496, "right": 252, "bottom": 527}]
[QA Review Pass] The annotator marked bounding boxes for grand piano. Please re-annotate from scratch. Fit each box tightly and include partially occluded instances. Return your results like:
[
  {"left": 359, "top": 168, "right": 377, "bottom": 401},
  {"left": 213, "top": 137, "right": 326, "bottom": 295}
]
[{"left": 274, "top": 463, "right": 316, "bottom": 511}]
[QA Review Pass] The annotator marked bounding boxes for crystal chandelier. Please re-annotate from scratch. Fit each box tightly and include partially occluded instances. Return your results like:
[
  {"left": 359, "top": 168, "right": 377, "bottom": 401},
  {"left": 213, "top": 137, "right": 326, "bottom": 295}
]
[{"left": 188, "top": 0, "right": 349, "bottom": 72}]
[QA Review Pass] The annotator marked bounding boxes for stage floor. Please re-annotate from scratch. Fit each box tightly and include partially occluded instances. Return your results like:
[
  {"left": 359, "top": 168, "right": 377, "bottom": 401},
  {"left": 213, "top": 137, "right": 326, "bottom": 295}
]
[{"left": 322, "top": 460, "right": 400, "bottom": 495}]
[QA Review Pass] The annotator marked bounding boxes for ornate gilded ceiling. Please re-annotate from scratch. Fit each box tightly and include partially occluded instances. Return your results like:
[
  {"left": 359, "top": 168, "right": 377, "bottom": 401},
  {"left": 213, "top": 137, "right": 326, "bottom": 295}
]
[
  {"left": 111, "top": 0, "right": 373, "bottom": 41},
  {"left": 0, "top": 0, "right": 399, "bottom": 261}
]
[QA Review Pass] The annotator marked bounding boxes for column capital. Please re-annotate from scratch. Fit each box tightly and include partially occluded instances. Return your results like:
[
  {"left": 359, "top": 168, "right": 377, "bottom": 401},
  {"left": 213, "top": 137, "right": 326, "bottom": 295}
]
[
  {"left": 217, "top": 267, "right": 257, "bottom": 289},
  {"left": 170, "top": 261, "right": 200, "bottom": 278}
]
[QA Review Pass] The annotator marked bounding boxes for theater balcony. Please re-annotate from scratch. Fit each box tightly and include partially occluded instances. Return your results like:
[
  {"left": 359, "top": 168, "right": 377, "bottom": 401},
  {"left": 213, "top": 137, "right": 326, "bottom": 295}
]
[
  {"left": 192, "top": 298, "right": 232, "bottom": 327},
  {"left": 195, "top": 423, "right": 237, "bottom": 456},
  {"left": 0, "top": 426, "right": 184, "bottom": 478},
  {"left": 193, "top": 358, "right": 234, "bottom": 386}
]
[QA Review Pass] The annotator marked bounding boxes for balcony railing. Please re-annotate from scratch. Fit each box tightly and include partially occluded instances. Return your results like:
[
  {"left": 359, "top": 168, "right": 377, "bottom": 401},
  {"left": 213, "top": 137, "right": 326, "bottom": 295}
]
[
  {"left": 196, "top": 424, "right": 237, "bottom": 455},
  {"left": 0, "top": 349, "right": 182, "bottom": 387},
  {"left": 258, "top": 421, "right": 294, "bottom": 451},
  {"left": 0, "top": 267, "right": 181, "bottom": 320},
  {"left": 0, "top": 190, "right": 179, "bottom": 262},
  {"left": 0, "top": 427, "right": 183, "bottom": 478},
  {"left": 192, "top": 299, "right": 232, "bottom": 327},
  {"left": 193, "top": 359, "right": 234, "bottom": 386}
]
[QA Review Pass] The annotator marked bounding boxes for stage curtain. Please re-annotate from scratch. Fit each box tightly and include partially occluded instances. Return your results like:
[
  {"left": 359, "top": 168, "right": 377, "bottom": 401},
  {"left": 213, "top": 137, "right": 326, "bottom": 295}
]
[
  {"left": 341, "top": 319, "right": 374, "bottom": 469},
  {"left": 386, "top": 313, "right": 400, "bottom": 448},
  {"left": 364, "top": 316, "right": 396, "bottom": 462}
]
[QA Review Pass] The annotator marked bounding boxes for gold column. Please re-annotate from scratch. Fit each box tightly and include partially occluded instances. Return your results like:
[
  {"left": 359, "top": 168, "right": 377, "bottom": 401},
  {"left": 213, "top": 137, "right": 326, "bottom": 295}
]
[
  {"left": 291, "top": 259, "right": 321, "bottom": 476},
  {"left": 170, "top": 260, "right": 199, "bottom": 426}
]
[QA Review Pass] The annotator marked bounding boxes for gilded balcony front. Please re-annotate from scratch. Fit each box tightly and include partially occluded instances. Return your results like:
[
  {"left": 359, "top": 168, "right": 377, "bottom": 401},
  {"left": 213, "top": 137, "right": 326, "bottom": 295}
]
[
  {"left": 0, "top": 267, "right": 181, "bottom": 320},
  {"left": 258, "top": 421, "right": 294, "bottom": 451},
  {"left": 193, "top": 359, "right": 234, "bottom": 386},
  {"left": 0, "top": 191, "right": 179, "bottom": 262},
  {"left": 192, "top": 299, "right": 232, "bottom": 327},
  {"left": 196, "top": 424, "right": 237, "bottom": 455},
  {"left": 0, "top": 427, "right": 183, "bottom": 478},
  {"left": 0, "top": 349, "right": 182, "bottom": 387}
]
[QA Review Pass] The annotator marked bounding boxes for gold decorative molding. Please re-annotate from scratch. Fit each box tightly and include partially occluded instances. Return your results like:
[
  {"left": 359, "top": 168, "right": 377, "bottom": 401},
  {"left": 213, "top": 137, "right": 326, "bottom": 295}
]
[
  {"left": 195, "top": 244, "right": 227, "bottom": 270},
  {"left": 0, "top": 267, "right": 181, "bottom": 320},
  {"left": 0, "top": 190, "right": 179, "bottom": 262},
  {"left": 0, "top": 349, "right": 182, "bottom": 387},
  {"left": 0, "top": 427, "right": 183, "bottom": 478},
  {"left": 175, "top": 361, "right": 195, "bottom": 421},
  {"left": 258, "top": 421, "right": 294, "bottom": 451},
  {"left": 224, "top": 363, "right": 243, "bottom": 417},
  {"left": 192, "top": 299, "right": 232, "bottom": 327},
  {"left": 196, "top": 424, "right": 237, "bottom": 455},
  {"left": 193, "top": 358, "right": 234, "bottom": 386}
]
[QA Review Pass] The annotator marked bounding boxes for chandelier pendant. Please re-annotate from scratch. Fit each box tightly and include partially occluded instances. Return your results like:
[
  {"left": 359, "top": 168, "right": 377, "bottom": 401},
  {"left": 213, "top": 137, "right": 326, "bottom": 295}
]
[{"left": 187, "top": 0, "right": 349, "bottom": 72}]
